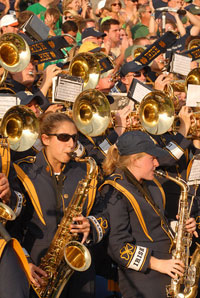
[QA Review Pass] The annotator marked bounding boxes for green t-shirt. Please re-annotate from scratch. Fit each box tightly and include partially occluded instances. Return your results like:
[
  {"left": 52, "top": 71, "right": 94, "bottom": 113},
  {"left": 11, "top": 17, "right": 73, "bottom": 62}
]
[
  {"left": 26, "top": 3, "right": 46, "bottom": 15},
  {"left": 26, "top": 3, "right": 62, "bottom": 29}
]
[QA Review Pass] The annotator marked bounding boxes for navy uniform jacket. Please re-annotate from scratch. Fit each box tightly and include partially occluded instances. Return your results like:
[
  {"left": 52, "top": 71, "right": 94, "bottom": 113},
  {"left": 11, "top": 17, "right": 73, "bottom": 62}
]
[
  {"left": 12, "top": 149, "right": 98, "bottom": 263},
  {"left": 11, "top": 149, "right": 109, "bottom": 298},
  {"left": 99, "top": 170, "right": 173, "bottom": 298}
]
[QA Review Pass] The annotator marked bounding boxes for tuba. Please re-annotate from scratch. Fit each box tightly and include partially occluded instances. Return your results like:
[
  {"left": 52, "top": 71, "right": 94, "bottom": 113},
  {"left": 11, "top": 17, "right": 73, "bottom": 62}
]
[
  {"left": 0, "top": 105, "right": 39, "bottom": 151},
  {"left": 156, "top": 170, "right": 200, "bottom": 298},
  {"left": 32, "top": 156, "right": 97, "bottom": 298},
  {"left": 69, "top": 52, "right": 101, "bottom": 90},
  {"left": 185, "top": 67, "right": 200, "bottom": 93},
  {"left": 73, "top": 89, "right": 111, "bottom": 136},
  {"left": 139, "top": 90, "right": 175, "bottom": 135},
  {"left": 0, "top": 33, "right": 31, "bottom": 85}
]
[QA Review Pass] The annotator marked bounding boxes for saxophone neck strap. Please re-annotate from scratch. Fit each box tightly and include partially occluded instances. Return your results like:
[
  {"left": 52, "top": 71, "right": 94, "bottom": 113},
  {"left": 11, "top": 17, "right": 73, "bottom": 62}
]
[
  {"left": 52, "top": 170, "right": 65, "bottom": 225},
  {"left": 124, "top": 169, "right": 175, "bottom": 239}
]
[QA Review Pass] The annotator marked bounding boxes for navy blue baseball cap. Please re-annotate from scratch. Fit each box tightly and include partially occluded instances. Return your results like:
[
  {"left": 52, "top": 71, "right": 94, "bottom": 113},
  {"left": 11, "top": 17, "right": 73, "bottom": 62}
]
[
  {"left": 16, "top": 91, "right": 44, "bottom": 106},
  {"left": 81, "top": 27, "right": 106, "bottom": 40},
  {"left": 120, "top": 61, "right": 146, "bottom": 77},
  {"left": 116, "top": 131, "right": 168, "bottom": 158}
]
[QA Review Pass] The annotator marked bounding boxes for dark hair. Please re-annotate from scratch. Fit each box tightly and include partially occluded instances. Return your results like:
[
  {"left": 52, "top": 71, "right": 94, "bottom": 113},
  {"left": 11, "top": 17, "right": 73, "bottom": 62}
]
[
  {"left": 100, "top": 18, "right": 120, "bottom": 32},
  {"left": 62, "top": 20, "right": 78, "bottom": 33},
  {"left": 17, "top": 11, "right": 34, "bottom": 27},
  {"left": 44, "top": 7, "right": 60, "bottom": 20},
  {"left": 39, "top": 112, "right": 75, "bottom": 143}
]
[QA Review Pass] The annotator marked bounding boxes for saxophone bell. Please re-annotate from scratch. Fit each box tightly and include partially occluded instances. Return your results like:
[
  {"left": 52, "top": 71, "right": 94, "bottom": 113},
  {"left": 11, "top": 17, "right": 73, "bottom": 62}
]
[{"left": 64, "top": 240, "right": 91, "bottom": 271}]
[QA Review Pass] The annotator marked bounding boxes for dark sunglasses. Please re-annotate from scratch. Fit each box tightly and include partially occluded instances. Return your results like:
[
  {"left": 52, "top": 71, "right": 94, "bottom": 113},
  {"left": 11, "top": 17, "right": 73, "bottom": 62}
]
[
  {"left": 112, "top": 3, "right": 121, "bottom": 6},
  {"left": 47, "top": 133, "right": 78, "bottom": 142}
]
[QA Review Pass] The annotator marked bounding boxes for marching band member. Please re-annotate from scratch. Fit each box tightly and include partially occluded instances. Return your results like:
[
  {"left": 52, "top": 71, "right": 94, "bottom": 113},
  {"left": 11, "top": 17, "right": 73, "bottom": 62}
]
[
  {"left": 11, "top": 112, "right": 108, "bottom": 298},
  {"left": 98, "top": 130, "right": 197, "bottom": 298}
]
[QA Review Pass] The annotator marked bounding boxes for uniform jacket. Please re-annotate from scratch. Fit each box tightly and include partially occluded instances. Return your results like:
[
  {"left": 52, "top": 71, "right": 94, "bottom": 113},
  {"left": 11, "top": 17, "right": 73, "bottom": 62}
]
[
  {"left": 13, "top": 149, "right": 99, "bottom": 265},
  {"left": 99, "top": 170, "right": 173, "bottom": 298}
]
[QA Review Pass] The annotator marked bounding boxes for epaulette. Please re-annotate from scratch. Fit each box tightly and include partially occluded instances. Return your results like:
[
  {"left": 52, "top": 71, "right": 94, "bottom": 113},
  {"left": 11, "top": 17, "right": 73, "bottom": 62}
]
[{"left": 16, "top": 156, "right": 36, "bottom": 165}]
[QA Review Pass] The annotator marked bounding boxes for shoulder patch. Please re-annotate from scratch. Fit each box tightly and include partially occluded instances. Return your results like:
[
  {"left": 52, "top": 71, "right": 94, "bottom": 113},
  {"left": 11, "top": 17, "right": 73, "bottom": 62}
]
[{"left": 16, "top": 156, "right": 36, "bottom": 165}]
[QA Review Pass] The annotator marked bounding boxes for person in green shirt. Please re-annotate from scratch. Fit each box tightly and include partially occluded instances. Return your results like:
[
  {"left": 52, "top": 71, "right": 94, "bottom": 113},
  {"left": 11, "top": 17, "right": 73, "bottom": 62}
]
[
  {"left": 27, "top": 0, "right": 62, "bottom": 29},
  {"left": 44, "top": 20, "right": 78, "bottom": 69}
]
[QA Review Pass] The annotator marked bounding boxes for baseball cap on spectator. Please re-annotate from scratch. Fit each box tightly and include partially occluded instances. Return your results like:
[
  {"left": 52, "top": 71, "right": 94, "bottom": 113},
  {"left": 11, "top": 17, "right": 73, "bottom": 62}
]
[
  {"left": 120, "top": 61, "right": 146, "bottom": 77},
  {"left": 131, "top": 24, "right": 149, "bottom": 40},
  {"left": 0, "top": 14, "right": 19, "bottom": 28},
  {"left": 16, "top": 91, "right": 44, "bottom": 106},
  {"left": 78, "top": 41, "right": 101, "bottom": 53},
  {"left": 82, "top": 27, "right": 106, "bottom": 40}
]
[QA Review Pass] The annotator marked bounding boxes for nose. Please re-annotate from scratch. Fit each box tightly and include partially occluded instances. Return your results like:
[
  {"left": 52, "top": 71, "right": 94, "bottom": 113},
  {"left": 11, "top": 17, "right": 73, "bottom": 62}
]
[{"left": 67, "top": 136, "right": 76, "bottom": 148}]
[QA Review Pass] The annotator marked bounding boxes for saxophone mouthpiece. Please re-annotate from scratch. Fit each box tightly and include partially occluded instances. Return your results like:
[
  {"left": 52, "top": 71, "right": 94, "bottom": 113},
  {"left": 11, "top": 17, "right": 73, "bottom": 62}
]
[{"left": 68, "top": 151, "right": 77, "bottom": 160}]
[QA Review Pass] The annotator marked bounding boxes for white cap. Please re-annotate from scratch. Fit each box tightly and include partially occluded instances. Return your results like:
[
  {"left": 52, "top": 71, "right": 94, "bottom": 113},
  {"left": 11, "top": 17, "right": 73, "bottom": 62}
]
[
  {"left": 97, "top": 0, "right": 106, "bottom": 10},
  {"left": 0, "top": 14, "right": 19, "bottom": 28}
]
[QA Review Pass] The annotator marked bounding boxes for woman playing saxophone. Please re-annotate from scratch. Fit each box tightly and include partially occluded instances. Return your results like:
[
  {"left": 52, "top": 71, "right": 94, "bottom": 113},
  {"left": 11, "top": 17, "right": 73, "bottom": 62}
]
[
  {"left": 99, "top": 130, "right": 197, "bottom": 298},
  {"left": 9, "top": 112, "right": 107, "bottom": 298}
]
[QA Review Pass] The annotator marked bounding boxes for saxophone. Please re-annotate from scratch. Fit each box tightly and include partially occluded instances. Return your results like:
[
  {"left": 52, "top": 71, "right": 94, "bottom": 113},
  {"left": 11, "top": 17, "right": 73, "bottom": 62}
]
[
  {"left": 156, "top": 171, "right": 200, "bottom": 298},
  {"left": 32, "top": 156, "right": 97, "bottom": 298}
]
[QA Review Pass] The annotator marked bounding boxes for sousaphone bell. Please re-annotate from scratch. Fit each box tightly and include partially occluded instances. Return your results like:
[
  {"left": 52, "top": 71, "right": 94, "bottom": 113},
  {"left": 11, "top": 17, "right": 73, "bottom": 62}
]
[
  {"left": 1, "top": 105, "right": 39, "bottom": 151},
  {"left": 139, "top": 91, "right": 175, "bottom": 135},
  {"left": 73, "top": 89, "right": 111, "bottom": 136},
  {"left": 69, "top": 52, "right": 101, "bottom": 90}
]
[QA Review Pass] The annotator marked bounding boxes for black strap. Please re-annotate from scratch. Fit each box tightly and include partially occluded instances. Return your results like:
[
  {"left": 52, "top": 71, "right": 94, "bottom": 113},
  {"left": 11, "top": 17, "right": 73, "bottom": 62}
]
[{"left": 124, "top": 168, "right": 175, "bottom": 239}]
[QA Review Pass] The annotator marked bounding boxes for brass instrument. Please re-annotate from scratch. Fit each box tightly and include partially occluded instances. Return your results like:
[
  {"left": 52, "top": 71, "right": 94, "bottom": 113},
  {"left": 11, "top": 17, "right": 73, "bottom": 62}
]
[
  {"left": 139, "top": 91, "right": 175, "bottom": 135},
  {"left": 187, "top": 39, "right": 200, "bottom": 50},
  {"left": 69, "top": 52, "right": 100, "bottom": 90},
  {"left": 1, "top": 105, "right": 39, "bottom": 152},
  {"left": 185, "top": 68, "right": 200, "bottom": 93},
  {"left": 32, "top": 156, "right": 97, "bottom": 298},
  {"left": 73, "top": 89, "right": 111, "bottom": 136},
  {"left": 0, "top": 33, "right": 31, "bottom": 73},
  {"left": 94, "top": 51, "right": 115, "bottom": 79},
  {"left": 164, "top": 80, "right": 185, "bottom": 112},
  {"left": 0, "top": 202, "right": 16, "bottom": 225},
  {"left": 156, "top": 170, "right": 200, "bottom": 298},
  {"left": 0, "top": 33, "right": 31, "bottom": 85}
]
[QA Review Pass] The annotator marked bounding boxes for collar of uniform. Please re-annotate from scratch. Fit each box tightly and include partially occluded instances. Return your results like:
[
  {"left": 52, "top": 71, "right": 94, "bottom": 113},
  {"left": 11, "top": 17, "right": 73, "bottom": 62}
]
[{"left": 36, "top": 149, "right": 78, "bottom": 177}]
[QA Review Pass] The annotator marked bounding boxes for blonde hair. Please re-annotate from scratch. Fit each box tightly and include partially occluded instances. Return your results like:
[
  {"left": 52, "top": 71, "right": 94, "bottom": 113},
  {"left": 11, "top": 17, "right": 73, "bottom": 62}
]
[{"left": 102, "top": 145, "right": 146, "bottom": 176}]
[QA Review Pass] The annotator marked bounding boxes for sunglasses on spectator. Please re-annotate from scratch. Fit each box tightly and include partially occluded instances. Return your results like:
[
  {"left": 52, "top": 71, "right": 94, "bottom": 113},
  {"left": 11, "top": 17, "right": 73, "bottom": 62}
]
[
  {"left": 65, "top": 16, "right": 74, "bottom": 20},
  {"left": 47, "top": 133, "right": 78, "bottom": 142},
  {"left": 112, "top": 3, "right": 121, "bottom": 6}
]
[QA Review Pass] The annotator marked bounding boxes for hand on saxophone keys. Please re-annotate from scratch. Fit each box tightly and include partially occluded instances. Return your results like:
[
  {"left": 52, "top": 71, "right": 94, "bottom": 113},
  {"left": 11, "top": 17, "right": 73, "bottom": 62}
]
[
  {"left": 149, "top": 256, "right": 185, "bottom": 279},
  {"left": 29, "top": 263, "right": 47, "bottom": 288},
  {"left": 184, "top": 217, "right": 198, "bottom": 238},
  {"left": 70, "top": 214, "right": 90, "bottom": 244}
]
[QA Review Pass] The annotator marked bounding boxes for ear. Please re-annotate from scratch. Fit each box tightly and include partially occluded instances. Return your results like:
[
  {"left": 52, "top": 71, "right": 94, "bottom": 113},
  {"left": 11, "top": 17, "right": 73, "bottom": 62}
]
[{"left": 41, "top": 134, "right": 50, "bottom": 146}]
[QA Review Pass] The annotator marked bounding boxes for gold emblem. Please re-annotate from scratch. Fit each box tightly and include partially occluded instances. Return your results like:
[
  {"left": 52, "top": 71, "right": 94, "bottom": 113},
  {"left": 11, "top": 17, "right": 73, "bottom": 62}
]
[
  {"left": 48, "top": 41, "right": 55, "bottom": 48},
  {"left": 97, "top": 217, "right": 108, "bottom": 234},
  {"left": 64, "top": 194, "right": 69, "bottom": 199},
  {"left": 120, "top": 243, "right": 135, "bottom": 261}
]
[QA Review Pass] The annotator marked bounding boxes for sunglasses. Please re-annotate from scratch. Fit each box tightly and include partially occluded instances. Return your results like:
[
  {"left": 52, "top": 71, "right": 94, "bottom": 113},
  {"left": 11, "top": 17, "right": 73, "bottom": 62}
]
[
  {"left": 112, "top": 3, "right": 121, "bottom": 6},
  {"left": 47, "top": 133, "right": 78, "bottom": 142}
]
